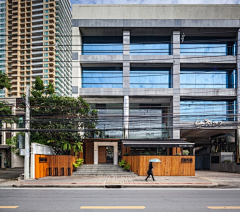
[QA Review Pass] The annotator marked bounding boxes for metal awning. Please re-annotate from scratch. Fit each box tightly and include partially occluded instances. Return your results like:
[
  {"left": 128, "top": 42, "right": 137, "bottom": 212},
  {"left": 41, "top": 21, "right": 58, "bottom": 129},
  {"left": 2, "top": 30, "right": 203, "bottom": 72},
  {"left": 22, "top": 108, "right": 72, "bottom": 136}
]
[{"left": 122, "top": 139, "right": 195, "bottom": 148}]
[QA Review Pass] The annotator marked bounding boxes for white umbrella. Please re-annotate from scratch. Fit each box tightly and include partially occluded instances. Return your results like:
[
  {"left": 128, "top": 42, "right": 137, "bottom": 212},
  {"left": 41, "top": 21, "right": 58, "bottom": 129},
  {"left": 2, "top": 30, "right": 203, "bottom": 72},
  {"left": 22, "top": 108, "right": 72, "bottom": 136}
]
[{"left": 149, "top": 158, "right": 161, "bottom": 162}]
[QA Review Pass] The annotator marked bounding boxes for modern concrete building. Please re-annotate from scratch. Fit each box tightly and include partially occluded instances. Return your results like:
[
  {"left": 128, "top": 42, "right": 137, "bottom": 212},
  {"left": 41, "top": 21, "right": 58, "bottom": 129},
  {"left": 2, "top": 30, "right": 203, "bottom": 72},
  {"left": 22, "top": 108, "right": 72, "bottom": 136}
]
[
  {"left": 0, "top": 0, "right": 6, "bottom": 97},
  {"left": 5, "top": 0, "right": 72, "bottom": 97},
  {"left": 72, "top": 4, "right": 240, "bottom": 171}
]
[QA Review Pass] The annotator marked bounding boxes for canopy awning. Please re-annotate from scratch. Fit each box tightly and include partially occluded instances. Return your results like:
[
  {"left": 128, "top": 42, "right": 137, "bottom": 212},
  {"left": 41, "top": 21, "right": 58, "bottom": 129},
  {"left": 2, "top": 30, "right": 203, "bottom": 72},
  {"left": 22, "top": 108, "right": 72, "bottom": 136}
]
[{"left": 122, "top": 139, "right": 194, "bottom": 148}]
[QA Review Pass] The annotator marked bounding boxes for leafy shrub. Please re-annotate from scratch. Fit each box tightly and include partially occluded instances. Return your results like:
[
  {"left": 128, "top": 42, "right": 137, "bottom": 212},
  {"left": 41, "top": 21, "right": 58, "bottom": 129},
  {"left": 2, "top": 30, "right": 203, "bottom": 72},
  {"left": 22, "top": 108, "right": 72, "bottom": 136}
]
[
  {"left": 123, "top": 163, "right": 130, "bottom": 171},
  {"left": 118, "top": 159, "right": 126, "bottom": 167}
]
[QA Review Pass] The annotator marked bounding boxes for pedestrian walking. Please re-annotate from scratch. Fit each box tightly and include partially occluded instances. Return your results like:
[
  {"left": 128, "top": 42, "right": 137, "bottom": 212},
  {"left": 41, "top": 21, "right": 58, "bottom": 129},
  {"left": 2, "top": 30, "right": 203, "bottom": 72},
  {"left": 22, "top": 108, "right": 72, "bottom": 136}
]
[{"left": 145, "top": 162, "right": 155, "bottom": 181}]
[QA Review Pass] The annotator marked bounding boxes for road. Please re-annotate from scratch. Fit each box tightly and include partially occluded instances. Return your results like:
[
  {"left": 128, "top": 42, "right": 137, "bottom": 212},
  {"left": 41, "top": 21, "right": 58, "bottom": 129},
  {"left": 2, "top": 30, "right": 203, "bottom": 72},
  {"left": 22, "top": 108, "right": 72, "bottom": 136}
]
[{"left": 0, "top": 188, "right": 240, "bottom": 212}]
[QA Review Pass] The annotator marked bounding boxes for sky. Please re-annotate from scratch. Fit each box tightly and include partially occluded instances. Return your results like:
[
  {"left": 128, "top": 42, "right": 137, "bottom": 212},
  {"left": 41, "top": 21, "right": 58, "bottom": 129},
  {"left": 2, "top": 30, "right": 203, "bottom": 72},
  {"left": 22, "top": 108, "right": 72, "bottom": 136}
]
[{"left": 70, "top": 0, "right": 240, "bottom": 4}]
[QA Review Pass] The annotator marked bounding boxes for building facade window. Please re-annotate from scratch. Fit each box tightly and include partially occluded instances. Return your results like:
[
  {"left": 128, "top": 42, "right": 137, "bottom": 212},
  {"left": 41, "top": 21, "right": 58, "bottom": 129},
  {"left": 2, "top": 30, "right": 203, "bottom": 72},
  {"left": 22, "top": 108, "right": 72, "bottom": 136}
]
[
  {"left": 180, "top": 69, "right": 236, "bottom": 88},
  {"left": 82, "top": 36, "right": 123, "bottom": 55},
  {"left": 130, "top": 67, "right": 171, "bottom": 88},
  {"left": 130, "top": 36, "right": 171, "bottom": 55},
  {"left": 90, "top": 103, "right": 123, "bottom": 139},
  {"left": 82, "top": 67, "right": 123, "bottom": 88},
  {"left": 129, "top": 104, "right": 170, "bottom": 139},
  {"left": 180, "top": 37, "right": 236, "bottom": 56},
  {"left": 180, "top": 100, "right": 236, "bottom": 121}
]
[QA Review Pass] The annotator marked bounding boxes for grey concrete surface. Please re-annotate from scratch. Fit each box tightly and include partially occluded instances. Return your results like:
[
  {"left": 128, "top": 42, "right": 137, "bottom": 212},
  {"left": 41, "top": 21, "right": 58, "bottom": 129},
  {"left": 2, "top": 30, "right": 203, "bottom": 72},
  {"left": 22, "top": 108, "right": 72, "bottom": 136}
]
[{"left": 0, "top": 188, "right": 240, "bottom": 212}]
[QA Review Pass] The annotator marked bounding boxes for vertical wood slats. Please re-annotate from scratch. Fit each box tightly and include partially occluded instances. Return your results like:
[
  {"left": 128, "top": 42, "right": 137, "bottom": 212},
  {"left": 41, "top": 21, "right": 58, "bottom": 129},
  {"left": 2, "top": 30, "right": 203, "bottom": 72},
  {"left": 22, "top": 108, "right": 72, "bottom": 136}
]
[
  {"left": 98, "top": 146, "right": 106, "bottom": 163},
  {"left": 35, "top": 155, "right": 78, "bottom": 179},
  {"left": 85, "top": 142, "right": 94, "bottom": 164},
  {"left": 122, "top": 156, "right": 195, "bottom": 176}
]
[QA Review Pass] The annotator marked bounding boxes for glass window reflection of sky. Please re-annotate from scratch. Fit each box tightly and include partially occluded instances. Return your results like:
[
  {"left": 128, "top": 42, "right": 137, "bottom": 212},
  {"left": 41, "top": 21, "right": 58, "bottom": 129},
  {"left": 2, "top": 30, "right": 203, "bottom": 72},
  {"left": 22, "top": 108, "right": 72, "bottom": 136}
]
[{"left": 180, "top": 101, "right": 236, "bottom": 121}]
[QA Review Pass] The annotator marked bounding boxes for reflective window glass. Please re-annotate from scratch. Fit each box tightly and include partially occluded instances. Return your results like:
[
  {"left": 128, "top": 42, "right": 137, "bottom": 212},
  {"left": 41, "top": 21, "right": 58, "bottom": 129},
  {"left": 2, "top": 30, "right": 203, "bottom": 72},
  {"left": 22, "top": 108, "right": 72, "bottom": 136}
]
[
  {"left": 130, "top": 36, "right": 171, "bottom": 55},
  {"left": 82, "top": 67, "right": 123, "bottom": 88},
  {"left": 130, "top": 67, "right": 171, "bottom": 88},
  {"left": 180, "top": 101, "right": 236, "bottom": 121},
  {"left": 82, "top": 36, "right": 123, "bottom": 55},
  {"left": 180, "top": 69, "right": 236, "bottom": 88}
]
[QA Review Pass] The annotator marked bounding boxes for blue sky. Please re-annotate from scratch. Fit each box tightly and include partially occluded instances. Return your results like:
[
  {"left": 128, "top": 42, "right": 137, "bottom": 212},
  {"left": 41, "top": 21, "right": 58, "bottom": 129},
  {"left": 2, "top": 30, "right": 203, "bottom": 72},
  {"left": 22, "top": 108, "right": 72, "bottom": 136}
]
[{"left": 70, "top": 0, "right": 240, "bottom": 4}]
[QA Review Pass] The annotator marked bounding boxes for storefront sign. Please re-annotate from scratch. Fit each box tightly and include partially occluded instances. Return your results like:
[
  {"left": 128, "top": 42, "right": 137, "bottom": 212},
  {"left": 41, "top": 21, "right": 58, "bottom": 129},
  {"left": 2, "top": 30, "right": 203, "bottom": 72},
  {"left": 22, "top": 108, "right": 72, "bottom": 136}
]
[{"left": 194, "top": 119, "right": 222, "bottom": 127}]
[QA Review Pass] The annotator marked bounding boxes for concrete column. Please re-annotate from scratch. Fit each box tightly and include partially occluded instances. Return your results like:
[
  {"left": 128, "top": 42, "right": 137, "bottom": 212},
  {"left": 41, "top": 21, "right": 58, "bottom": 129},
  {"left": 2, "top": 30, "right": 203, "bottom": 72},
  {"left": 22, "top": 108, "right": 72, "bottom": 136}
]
[
  {"left": 237, "top": 29, "right": 240, "bottom": 122},
  {"left": 237, "top": 29, "right": 240, "bottom": 162},
  {"left": 123, "top": 31, "right": 130, "bottom": 89},
  {"left": 72, "top": 27, "right": 82, "bottom": 97},
  {"left": 124, "top": 96, "right": 129, "bottom": 139},
  {"left": 172, "top": 31, "right": 180, "bottom": 139},
  {"left": 2, "top": 123, "right": 6, "bottom": 144}
]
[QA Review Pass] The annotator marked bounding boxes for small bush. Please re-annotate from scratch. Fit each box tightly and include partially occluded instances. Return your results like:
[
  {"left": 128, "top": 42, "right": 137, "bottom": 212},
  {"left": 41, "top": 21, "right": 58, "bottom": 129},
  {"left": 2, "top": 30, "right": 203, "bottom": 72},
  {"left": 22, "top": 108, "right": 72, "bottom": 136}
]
[
  {"left": 124, "top": 163, "right": 130, "bottom": 171},
  {"left": 118, "top": 159, "right": 126, "bottom": 167}
]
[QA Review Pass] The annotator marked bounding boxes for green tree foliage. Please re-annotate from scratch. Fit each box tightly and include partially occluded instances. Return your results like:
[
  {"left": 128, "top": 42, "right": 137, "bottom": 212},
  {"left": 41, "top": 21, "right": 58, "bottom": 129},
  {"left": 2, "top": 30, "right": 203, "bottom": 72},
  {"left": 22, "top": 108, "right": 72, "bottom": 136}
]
[
  {"left": 22, "top": 77, "right": 98, "bottom": 155},
  {"left": 0, "top": 72, "right": 11, "bottom": 90},
  {"left": 0, "top": 72, "right": 14, "bottom": 126}
]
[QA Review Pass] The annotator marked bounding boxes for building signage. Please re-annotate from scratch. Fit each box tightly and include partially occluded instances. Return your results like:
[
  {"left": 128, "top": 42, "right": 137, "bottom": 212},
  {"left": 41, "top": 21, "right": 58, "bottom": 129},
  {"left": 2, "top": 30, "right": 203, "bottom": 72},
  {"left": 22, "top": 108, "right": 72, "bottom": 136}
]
[
  {"left": 194, "top": 119, "right": 222, "bottom": 127},
  {"left": 39, "top": 157, "right": 47, "bottom": 163}
]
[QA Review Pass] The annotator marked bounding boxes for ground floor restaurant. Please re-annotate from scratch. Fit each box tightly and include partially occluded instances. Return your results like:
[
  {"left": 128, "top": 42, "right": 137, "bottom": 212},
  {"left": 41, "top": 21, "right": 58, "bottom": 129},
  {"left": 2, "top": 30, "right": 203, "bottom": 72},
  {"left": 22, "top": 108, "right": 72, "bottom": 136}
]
[{"left": 83, "top": 139, "right": 195, "bottom": 176}]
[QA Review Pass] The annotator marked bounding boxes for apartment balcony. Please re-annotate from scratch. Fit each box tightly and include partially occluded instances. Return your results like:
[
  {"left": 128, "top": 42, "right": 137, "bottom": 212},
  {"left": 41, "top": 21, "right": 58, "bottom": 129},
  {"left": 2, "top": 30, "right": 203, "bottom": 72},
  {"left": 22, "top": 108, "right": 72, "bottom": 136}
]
[
  {"left": 31, "top": 73, "right": 43, "bottom": 77},
  {"left": 32, "top": 8, "right": 43, "bottom": 13},
  {"left": 32, "top": 29, "right": 43, "bottom": 34},
  {"left": 32, "top": 51, "right": 43, "bottom": 56},
  {"left": 32, "top": 19, "right": 43, "bottom": 24},
  {"left": 31, "top": 62, "right": 43, "bottom": 66},
  {"left": 32, "top": 40, "right": 43, "bottom": 45},
  {"left": 32, "top": 13, "right": 43, "bottom": 19},
  {"left": 31, "top": 56, "right": 43, "bottom": 62},
  {"left": 32, "top": 2, "right": 43, "bottom": 7},
  {"left": 32, "top": 24, "right": 43, "bottom": 29},
  {"left": 31, "top": 67, "right": 42, "bottom": 72}
]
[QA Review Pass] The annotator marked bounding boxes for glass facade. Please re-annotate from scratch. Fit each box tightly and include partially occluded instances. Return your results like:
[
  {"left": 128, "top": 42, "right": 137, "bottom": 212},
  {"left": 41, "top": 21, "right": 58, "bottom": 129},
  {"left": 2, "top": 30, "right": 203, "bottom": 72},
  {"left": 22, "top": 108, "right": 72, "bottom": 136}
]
[
  {"left": 129, "top": 104, "right": 170, "bottom": 139},
  {"left": 180, "top": 69, "right": 236, "bottom": 88},
  {"left": 180, "top": 37, "right": 236, "bottom": 56},
  {"left": 130, "top": 67, "right": 171, "bottom": 88},
  {"left": 82, "top": 36, "right": 123, "bottom": 55},
  {"left": 180, "top": 100, "right": 236, "bottom": 121},
  {"left": 130, "top": 36, "right": 171, "bottom": 55},
  {"left": 90, "top": 103, "right": 123, "bottom": 139},
  {"left": 82, "top": 67, "right": 123, "bottom": 88}
]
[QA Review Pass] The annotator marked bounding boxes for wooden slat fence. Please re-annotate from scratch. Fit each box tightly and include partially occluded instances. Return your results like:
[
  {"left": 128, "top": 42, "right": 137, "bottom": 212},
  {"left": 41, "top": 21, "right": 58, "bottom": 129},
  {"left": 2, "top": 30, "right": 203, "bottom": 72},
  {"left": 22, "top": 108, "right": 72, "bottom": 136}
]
[
  {"left": 123, "top": 156, "right": 195, "bottom": 176},
  {"left": 35, "top": 155, "right": 77, "bottom": 179}
]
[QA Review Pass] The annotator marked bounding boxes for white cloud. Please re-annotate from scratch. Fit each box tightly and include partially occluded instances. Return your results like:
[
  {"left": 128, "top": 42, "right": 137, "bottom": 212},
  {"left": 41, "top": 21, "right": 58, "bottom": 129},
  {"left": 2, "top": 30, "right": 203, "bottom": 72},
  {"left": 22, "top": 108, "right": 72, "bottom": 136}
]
[{"left": 70, "top": 0, "right": 240, "bottom": 4}]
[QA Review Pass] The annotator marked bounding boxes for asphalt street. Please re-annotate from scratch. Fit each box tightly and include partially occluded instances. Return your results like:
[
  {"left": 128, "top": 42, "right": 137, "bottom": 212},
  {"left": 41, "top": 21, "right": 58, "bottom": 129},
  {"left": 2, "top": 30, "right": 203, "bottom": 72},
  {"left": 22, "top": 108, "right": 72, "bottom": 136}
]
[{"left": 0, "top": 188, "right": 240, "bottom": 212}]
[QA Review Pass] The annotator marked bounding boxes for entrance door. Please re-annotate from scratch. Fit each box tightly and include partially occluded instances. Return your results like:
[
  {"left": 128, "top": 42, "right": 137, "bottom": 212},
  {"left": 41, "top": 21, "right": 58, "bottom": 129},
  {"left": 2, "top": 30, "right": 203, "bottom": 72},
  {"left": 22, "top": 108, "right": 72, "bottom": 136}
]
[
  {"left": 106, "top": 146, "right": 113, "bottom": 163},
  {"left": 98, "top": 146, "right": 106, "bottom": 163}
]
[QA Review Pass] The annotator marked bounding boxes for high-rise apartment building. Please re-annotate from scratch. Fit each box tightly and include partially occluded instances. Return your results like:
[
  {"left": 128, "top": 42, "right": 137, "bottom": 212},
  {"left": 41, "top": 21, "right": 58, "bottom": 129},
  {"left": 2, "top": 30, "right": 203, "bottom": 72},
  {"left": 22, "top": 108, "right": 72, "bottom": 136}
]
[
  {"left": 5, "top": 0, "right": 72, "bottom": 97},
  {"left": 0, "top": 0, "right": 6, "bottom": 97}
]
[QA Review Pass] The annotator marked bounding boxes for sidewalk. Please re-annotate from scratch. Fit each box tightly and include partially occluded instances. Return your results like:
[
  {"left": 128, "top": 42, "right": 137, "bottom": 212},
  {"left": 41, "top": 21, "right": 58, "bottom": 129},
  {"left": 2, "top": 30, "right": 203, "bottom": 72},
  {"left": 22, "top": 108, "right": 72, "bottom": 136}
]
[{"left": 1, "top": 170, "right": 240, "bottom": 188}]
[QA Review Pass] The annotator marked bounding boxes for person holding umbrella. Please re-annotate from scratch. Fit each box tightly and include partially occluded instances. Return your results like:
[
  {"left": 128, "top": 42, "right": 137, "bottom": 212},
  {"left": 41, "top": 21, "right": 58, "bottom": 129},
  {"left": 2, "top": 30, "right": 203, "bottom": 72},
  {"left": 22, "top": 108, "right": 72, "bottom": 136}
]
[{"left": 145, "top": 158, "right": 161, "bottom": 181}]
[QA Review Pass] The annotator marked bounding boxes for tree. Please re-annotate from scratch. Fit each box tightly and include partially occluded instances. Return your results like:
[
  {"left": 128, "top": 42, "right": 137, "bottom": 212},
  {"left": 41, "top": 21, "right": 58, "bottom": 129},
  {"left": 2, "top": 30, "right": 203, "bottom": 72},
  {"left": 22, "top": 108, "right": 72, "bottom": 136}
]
[
  {"left": 22, "top": 77, "right": 98, "bottom": 155},
  {"left": 0, "top": 72, "right": 14, "bottom": 126},
  {"left": 0, "top": 72, "right": 11, "bottom": 90}
]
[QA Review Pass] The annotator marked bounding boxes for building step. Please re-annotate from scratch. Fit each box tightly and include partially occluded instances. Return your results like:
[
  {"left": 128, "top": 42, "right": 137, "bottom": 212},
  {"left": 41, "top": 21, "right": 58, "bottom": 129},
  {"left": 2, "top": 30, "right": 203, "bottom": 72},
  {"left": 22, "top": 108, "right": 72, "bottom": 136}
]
[{"left": 72, "top": 164, "right": 137, "bottom": 176}]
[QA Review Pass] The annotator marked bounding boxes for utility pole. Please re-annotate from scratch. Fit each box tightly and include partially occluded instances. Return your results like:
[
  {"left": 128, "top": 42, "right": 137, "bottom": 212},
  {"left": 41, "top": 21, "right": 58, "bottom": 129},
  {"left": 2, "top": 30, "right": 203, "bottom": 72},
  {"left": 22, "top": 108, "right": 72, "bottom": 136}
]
[{"left": 24, "top": 85, "right": 30, "bottom": 180}]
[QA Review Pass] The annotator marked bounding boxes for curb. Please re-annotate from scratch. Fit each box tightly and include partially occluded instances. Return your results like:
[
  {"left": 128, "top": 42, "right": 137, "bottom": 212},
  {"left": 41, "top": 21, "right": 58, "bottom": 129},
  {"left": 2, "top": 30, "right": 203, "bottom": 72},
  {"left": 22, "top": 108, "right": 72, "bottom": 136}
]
[{"left": 12, "top": 183, "right": 218, "bottom": 188}]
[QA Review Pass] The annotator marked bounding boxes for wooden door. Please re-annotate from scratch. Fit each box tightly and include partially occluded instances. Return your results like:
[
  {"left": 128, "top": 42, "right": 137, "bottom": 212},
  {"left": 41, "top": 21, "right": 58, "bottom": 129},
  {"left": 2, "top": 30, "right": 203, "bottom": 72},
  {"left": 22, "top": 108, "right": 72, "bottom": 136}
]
[{"left": 98, "top": 146, "right": 106, "bottom": 163}]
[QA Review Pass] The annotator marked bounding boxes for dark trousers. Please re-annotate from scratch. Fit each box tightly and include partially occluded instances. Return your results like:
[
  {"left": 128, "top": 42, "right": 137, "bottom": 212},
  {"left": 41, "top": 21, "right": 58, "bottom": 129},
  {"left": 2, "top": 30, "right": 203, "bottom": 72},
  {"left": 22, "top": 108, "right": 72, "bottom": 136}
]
[{"left": 145, "top": 172, "right": 155, "bottom": 181}]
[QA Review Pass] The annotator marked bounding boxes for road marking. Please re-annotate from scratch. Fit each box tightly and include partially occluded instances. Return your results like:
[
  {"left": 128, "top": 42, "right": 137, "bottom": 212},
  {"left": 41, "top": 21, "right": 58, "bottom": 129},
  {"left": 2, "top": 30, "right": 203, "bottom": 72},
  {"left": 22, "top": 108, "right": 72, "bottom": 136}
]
[
  {"left": 0, "top": 206, "right": 19, "bottom": 209},
  {"left": 80, "top": 206, "right": 145, "bottom": 209},
  {"left": 208, "top": 206, "right": 240, "bottom": 209}
]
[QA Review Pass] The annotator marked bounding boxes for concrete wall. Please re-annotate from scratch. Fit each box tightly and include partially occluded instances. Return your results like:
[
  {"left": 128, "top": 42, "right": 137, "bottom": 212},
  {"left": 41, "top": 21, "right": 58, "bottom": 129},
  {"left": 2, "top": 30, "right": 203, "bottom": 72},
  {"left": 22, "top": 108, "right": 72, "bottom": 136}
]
[{"left": 72, "top": 4, "right": 240, "bottom": 20}]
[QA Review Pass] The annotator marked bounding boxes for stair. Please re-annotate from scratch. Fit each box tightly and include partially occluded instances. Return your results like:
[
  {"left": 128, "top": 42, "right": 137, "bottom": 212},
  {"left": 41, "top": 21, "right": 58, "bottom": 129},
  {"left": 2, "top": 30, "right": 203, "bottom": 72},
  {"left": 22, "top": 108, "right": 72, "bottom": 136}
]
[{"left": 72, "top": 164, "right": 137, "bottom": 176}]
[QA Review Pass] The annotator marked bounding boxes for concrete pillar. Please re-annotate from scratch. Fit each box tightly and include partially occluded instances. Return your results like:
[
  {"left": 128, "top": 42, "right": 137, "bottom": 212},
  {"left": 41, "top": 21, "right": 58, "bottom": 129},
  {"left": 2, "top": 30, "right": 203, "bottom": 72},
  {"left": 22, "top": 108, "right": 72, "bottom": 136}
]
[
  {"left": 2, "top": 123, "right": 6, "bottom": 144},
  {"left": 123, "top": 31, "right": 130, "bottom": 89},
  {"left": 124, "top": 96, "right": 129, "bottom": 139},
  {"left": 72, "top": 27, "right": 82, "bottom": 97},
  {"left": 237, "top": 29, "right": 240, "bottom": 162},
  {"left": 172, "top": 31, "right": 181, "bottom": 139}
]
